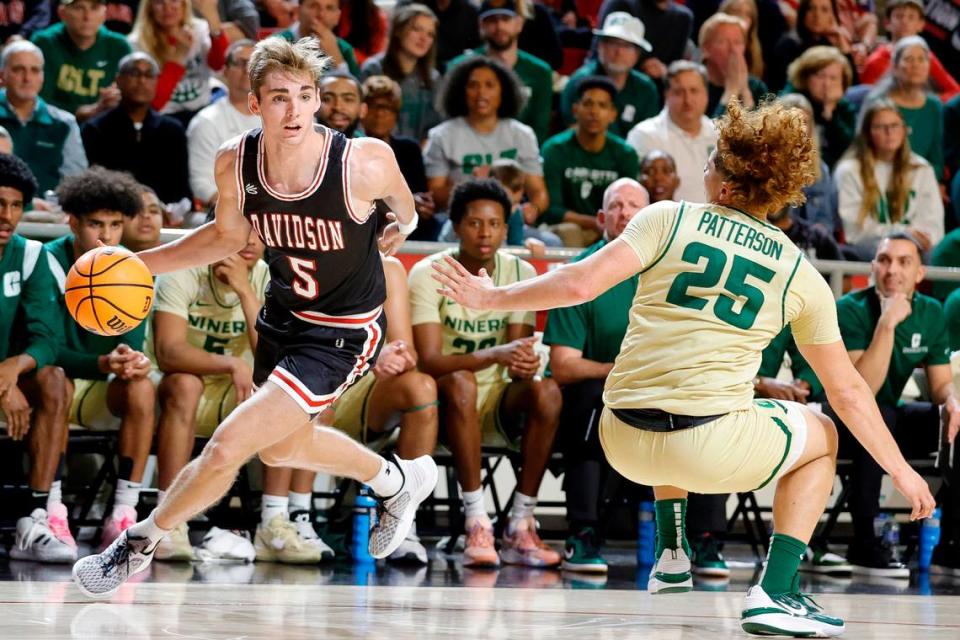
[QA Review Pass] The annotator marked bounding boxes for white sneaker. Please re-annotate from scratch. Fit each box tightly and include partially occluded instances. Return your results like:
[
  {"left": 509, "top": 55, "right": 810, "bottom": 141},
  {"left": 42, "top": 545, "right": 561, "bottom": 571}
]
[
  {"left": 196, "top": 527, "right": 256, "bottom": 563},
  {"left": 154, "top": 523, "right": 194, "bottom": 562},
  {"left": 369, "top": 455, "right": 438, "bottom": 559},
  {"left": 72, "top": 530, "right": 158, "bottom": 598},
  {"left": 647, "top": 546, "right": 693, "bottom": 594},
  {"left": 388, "top": 533, "right": 429, "bottom": 565},
  {"left": 290, "top": 511, "right": 335, "bottom": 562},
  {"left": 741, "top": 584, "right": 845, "bottom": 637},
  {"left": 10, "top": 508, "right": 78, "bottom": 564},
  {"left": 254, "top": 515, "right": 323, "bottom": 564}
]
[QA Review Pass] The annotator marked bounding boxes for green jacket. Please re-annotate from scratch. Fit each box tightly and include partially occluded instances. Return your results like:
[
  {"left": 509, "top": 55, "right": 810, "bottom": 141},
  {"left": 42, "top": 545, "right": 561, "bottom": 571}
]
[{"left": 0, "top": 234, "right": 62, "bottom": 369}]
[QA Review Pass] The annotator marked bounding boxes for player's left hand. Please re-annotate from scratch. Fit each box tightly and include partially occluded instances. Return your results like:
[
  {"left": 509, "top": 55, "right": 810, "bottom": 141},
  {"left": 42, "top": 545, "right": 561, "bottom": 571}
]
[
  {"left": 0, "top": 358, "right": 20, "bottom": 398},
  {"left": 431, "top": 255, "right": 495, "bottom": 310},
  {"left": 213, "top": 255, "right": 253, "bottom": 294},
  {"left": 1, "top": 385, "right": 31, "bottom": 440},
  {"left": 943, "top": 396, "right": 960, "bottom": 444},
  {"left": 372, "top": 340, "right": 416, "bottom": 378},
  {"left": 378, "top": 212, "right": 407, "bottom": 257},
  {"left": 118, "top": 348, "right": 151, "bottom": 381}
]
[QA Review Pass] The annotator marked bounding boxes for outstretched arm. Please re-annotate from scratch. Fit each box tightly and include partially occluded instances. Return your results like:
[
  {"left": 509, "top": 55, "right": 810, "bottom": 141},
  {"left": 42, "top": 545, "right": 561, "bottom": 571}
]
[
  {"left": 433, "top": 238, "right": 643, "bottom": 312},
  {"left": 137, "top": 138, "right": 252, "bottom": 275}
]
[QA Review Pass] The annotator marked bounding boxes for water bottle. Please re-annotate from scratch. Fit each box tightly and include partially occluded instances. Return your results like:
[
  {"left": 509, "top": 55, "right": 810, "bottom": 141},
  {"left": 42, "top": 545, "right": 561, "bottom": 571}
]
[
  {"left": 638, "top": 500, "right": 656, "bottom": 567},
  {"left": 918, "top": 508, "right": 942, "bottom": 571},
  {"left": 352, "top": 486, "right": 377, "bottom": 563},
  {"left": 874, "top": 513, "right": 902, "bottom": 563}
]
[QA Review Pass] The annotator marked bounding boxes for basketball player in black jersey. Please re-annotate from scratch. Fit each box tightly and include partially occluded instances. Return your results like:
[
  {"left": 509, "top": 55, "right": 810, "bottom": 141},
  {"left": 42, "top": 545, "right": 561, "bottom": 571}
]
[{"left": 73, "top": 37, "right": 439, "bottom": 598}]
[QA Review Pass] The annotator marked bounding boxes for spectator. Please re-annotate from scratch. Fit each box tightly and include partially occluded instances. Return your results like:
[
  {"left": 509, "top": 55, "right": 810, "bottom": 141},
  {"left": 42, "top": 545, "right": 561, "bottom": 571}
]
[
  {"left": 542, "top": 76, "right": 639, "bottom": 247},
  {"left": 44, "top": 167, "right": 157, "bottom": 549},
  {"left": 0, "top": 0, "right": 51, "bottom": 42},
  {"left": 769, "top": 0, "right": 860, "bottom": 92},
  {"left": 409, "top": 178, "right": 562, "bottom": 569},
  {"left": 922, "top": 0, "right": 960, "bottom": 80},
  {"left": 122, "top": 185, "right": 164, "bottom": 252},
  {"left": 595, "top": 0, "right": 694, "bottom": 80},
  {"left": 719, "top": 0, "right": 765, "bottom": 79},
  {"left": 931, "top": 227, "right": 960, "bottom": 300},
  {"left": 186, "top": 39, "right": 259, "bottom": 208},
  {"left": 316, "top": 71, "right": 363, "bottom": 136},
  {"left": 337, "top": 0, "right": 387, "bottom": 66},
  {"left": 766, "top": 203, "right": 843, "bottom": 260},
  {"left": 515, "top": 0, "right": 563, "bottom": 70},
  {"left": 861, "top": 0, "right": 959, "bottom": 102},
  {"left": 835, "top": 99, "right": 943, "bottom": 260},
  {"left": 360, "top": 74, "right": 439, "bottom": 241},
  {"left": 0, "top": 125, "right": 12, "bottom": 154},
  {"left": 218, "top": 0, "right": 260, "bottom": 41},
  {"left": 699, "top": 12, "right": 769, "bottom": 116},
  {"left": 827, "top": 232, "right": 960, "bottom": 577},
  {"left": 0, "top": 154, "right": 74, "bottom": 564},
  {"left": 128, "top": 0, "right": 229, "bottom": 125},
  {"left": 424, "top": 57, "right": 547, "bottom": 215},
  {"left": 447, "top": 0, "right": 553, "bottom": 143},
  {"left": 258, "top": 0, "right": 295, "bottom": 29},
  {"left": 627, "top": 60, "right": 717, "bottom": 202},
  {"left": 835, "top": 0, "right": 879, "bottom": 56},
  {"left": 779, "top": 92, "right": 839, "bottom": 235},
  {"left": 786, "top": 45, "right": 856, "bottom": 170},
  {"left": 276, "top": 0, "right": 360, "bottom": 77},
  {"left": 105, "top": 0, "right": 139, "bottom": 34},
  {"left": 0, "top": 41, "right": 87, "bottom": 195},
  {"left": 560, "top": 11, "right": 660, "bottom": 137},
  {"left": 328, "top": 256, "right": 440, "bottom": 565},
  {"left": 947, "top": 91, "right": 960, "bottom": 226},
  {"left": 867, "top": 35, "right": 945, "bottom": 179},
  {"left": 488, "top": 157, "right": 562, "bottom": 251},
  {"left": 81, "top": 52, "right": 191, "bottom": 205},
  {"left": 31, "top": 0, "right": 131, "bottom": 122},
  {"left": 360, "top": 3, "right": 441, "bottom": 142},
  {"left": 396, "top": 0, "right": 480, "bottom": 71},
  {"left": 639, "top": 148, "right": 680, "bottom": 202}
]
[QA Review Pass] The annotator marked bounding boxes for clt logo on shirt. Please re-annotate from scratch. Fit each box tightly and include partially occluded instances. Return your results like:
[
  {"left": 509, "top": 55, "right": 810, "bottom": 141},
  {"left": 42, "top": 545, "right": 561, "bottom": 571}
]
[
  {"left": 903, "top": 332, "right": 928, "bottom": 354},
  {"left": 3, "top": 271, "right": 20, "bottom": 297}
]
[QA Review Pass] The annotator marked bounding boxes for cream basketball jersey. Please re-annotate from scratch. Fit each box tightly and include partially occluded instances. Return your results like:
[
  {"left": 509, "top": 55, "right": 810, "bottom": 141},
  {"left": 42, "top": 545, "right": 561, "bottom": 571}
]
[{"left": 605, "top": 200, "right": 841, "bottom": 415}]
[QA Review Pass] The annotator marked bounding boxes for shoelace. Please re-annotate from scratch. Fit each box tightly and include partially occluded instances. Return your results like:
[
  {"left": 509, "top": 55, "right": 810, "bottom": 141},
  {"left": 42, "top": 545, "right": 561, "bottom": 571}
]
[
  {"left": 789, "top": 590, "right": 823, "bottom": 613},
  {"left": 100, "top": 537, "right": 132, "bottom": 578}
]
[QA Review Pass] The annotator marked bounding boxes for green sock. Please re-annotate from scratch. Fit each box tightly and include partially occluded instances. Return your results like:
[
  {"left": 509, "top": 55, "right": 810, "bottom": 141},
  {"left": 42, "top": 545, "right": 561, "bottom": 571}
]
[
  {"left": 654, "top": 499, "right": 690, "bottom": 556},
  {"left": 760, "top": 533, "right": 807, "bottom": 595}
]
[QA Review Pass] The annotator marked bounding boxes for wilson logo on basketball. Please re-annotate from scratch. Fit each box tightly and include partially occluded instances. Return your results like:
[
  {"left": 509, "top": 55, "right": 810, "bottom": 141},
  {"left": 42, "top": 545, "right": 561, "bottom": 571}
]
[{"left": 106, "top": 316, "right": 129, "bottom": 332}]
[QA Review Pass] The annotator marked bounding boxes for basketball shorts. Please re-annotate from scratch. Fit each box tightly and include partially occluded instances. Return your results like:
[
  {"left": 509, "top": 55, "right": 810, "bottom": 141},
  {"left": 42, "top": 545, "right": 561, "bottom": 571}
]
[
  {"left": 194, "top": 375, "right": 240, "bottom": 437},
  {"left": 254, "top": 304, "right": 386, "bottom": 416},
  {"left": 70, "top": 378, "right": 120, "bottom": 431},
  {"left": 599, "top": 398, "right": 809, "bottom": 493},
  {"left": 477, "top": 380, "right": 521, "bottom": 450},
  {"left": 330, "top": 372, "right": 380, "bottom": 443}
]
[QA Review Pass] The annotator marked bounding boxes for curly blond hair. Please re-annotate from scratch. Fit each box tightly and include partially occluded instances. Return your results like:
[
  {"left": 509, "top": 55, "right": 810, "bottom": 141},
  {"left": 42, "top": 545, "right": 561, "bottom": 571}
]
[{"left": 713, "top": 99, "right": 817, "bottom": 215}]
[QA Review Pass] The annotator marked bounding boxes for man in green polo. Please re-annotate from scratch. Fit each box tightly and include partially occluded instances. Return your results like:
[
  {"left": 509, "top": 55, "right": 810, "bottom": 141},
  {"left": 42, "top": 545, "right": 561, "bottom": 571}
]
[
  {"left": 447, "top": 0, "right": 553, "bottom": 143},
  {"left": 828, "top": 232, "right": 960, "bottom": 578},
  {"left": 31, "top": 0, "right": 131, "bottom": 122}
]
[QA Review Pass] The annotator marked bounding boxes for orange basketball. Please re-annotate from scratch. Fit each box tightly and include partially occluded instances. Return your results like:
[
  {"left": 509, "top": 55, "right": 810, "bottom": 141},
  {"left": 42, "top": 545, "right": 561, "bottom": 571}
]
[{"left": 64, "top": 246, "right": 154, "bottom": 336}]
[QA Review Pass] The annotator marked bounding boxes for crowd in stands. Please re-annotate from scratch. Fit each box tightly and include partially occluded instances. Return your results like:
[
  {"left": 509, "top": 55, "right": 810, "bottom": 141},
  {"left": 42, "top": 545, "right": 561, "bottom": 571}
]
[{"left": 2, "top": 0, "right": 960, "bottom": 584}]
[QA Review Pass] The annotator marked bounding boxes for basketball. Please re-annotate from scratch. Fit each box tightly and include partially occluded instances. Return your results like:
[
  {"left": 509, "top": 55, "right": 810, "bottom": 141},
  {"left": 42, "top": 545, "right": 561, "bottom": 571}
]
[{"left": 64, "top": 246, "right": 154, "bottom": 336}]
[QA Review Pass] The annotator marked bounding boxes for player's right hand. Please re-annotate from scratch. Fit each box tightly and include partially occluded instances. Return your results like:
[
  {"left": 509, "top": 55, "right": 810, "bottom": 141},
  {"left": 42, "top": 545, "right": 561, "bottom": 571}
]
[
  {"left": 0, "top": 359, "right": 20, "bottom": 398},
  {"left": 1, "top": 385, "right": 31, "bottom": 440},
  {"left": 891, "top": 468, "right": 936, "bottom": 521},
  {"left": 230, "top": 358, "right": 254, "bottom": 403},
  {"left": 880, "top": 292, "right": 912, "bottom": 328}
]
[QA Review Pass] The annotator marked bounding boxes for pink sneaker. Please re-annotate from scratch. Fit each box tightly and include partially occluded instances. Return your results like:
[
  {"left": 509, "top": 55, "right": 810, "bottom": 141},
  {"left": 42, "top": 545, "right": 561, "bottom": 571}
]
[
  {"left": 463, "top": 522, "right": 500, "bottom": 568},
  {"left": 101, "top": 504, "right": 138, "bottom": 549},
  {"left": 46, "top": 503, "right": 77, "bottom": 551},
  {"left": 501, "top": 521, "right": 561, "bottom": 568}
]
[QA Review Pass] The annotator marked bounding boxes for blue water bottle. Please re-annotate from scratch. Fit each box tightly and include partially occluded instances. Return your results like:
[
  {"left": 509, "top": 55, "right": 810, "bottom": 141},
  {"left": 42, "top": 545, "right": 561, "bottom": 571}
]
[
  {"left": 918, "top": 508, "right": 942, "bottom": 571},
  {"left": 638, "top": 501, "right": 656, "bottom": 567},
  {"left": 352, "top": 486, "right": 377, "bottom": 563}
]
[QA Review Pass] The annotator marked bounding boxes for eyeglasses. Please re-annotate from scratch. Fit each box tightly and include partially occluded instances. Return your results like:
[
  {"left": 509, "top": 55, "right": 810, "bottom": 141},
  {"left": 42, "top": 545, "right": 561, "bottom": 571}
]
[
  {"left": 870, "top": 123, "right": 905, "bottom": 133},
  {"left": 229, "top": 58, "right": 250, "bottom": 68}
]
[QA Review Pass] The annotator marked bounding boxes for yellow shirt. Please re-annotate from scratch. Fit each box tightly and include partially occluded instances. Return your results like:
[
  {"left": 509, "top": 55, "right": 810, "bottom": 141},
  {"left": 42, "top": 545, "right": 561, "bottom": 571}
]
[
  {"left": 409, "top": 249, "right": 537, "bottom": 386},
  {"left": 148, "top": 260, "right": 269, "bottom": 367},
  {"left": 606, "top": 200, "right": 841, "bottom": 414}
]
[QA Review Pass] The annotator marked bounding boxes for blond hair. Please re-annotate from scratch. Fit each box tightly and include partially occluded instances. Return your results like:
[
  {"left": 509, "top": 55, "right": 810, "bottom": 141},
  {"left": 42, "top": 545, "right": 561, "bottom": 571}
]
[
  {"left": 787, "top": 45, "right": 853, "bottom": 93},
  {"left": 130, "top": 0, "right": 199, "bottom": 65},
  {"left": 698, "top": 12, "right": 747, "bottom": 49},
  {"left": 719, "top": 0, "right": 763, "bottom": 78},
  {"left": 249, "top": 37, "right": 330, "bottom": 99}
]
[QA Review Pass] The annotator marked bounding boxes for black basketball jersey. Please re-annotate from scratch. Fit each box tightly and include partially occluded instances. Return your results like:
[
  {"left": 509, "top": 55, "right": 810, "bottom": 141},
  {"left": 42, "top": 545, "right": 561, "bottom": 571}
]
[{"left": 237, "top": 126, "right": 386, "bottom": 325}]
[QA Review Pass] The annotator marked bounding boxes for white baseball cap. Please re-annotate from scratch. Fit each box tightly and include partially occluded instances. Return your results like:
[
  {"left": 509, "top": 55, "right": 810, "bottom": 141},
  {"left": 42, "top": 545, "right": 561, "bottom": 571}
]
[{"left": 593, "top": 12, "right": 653, "bottom": 52}]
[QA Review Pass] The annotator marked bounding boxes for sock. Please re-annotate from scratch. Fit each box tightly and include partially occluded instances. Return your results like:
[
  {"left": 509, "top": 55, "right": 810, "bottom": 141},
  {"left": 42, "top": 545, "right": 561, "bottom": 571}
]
[
  {"left": 367, "top": 457, "right": 403, "bottom": 498},
  {"left": 157, "top": 490, "right": 166, "bottom": 504},
  {"left": 47, "top": 480, "right": 62, "bottom": 509},
  {"left": 655, "top": 498, "right": 690, "bottom": 555},
  {"left": 127, "top": 509, "right": 170, "bottom": 543},
  {"left": 289, "top": 490, "right": 312, "bottom": 513},
  {"left": 462, "top": 488, "right": 486, "bottom": 520},
  {"left": 760, "top": 533, "right": 807, "bottom": 595},
  {"left": 507, "top": 492, "right": 538, "bottom": 533},
  {"left": 30, "top": 490, "right": 49, "bottom": 512},
  {"left": 113, "top": 479, "right": 142, "bottom": 514},
  {"left": 261, "top": 494, "right": 289, "bottom": 526}
]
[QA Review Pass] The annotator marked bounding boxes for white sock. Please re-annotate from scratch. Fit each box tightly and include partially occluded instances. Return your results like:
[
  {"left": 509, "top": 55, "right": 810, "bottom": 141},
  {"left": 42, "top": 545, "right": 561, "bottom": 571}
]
[
  {"left": 508, "top": 492, "right": 538, "bottom": 533},
  {"left": 367, "top": 457, "right": 403, "bottom": 498},
  {"left": 261, "top": 494, "right": 289, "bottom": 526},
  {"left": 288, "top": 490, "right": 312, "bottom": 513},
  {"left": 47, "top": 480, "right": 62, "bottom": 509},
  {"left": 114, "top": 479, "right": 141, "bottom": 513},
  {"left": 157, "top": 490, "right": 166, "bottom": 504},
  {"left": 127, "top": 509, "right": 170, "bottom": 543},
  {"left": 462, "top": 488, "right": 486, "bottom": 520}
]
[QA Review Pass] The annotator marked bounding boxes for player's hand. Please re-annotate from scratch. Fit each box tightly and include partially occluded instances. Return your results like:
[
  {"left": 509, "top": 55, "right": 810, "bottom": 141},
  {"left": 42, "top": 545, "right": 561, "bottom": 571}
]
[
  {"left": 213, "top": 255, "right": 253, "bottom": 295},
  {"left": 102, "top": 344, "right": 138, "bottom": 376},
  {"left": 372, "top": 340, "right": 416, "bottom": 378},
  {"left": 507, "top": 340, "right": 541, "bottom": 379},
  {"left": 1, "top": 385, "right": 31, "bottom": 440},
  {"left": 891, "top": 467, "right": 936, "bottom": 521},
  {"left": 432, "top": 254, "right": 496, "bottom": 310},
  {"left": 879, "top": 292, "right": 912, "bottom": 329},
  {"left": 229, "top": 358, "right": 254, "bottom": 403},
  {"left": 414, "top": 192, "right": 435, "bottom": 220},
  {"left": 377, "top": 212, "right": 407, "bottom": 257},
  {"left": 943, "top": 396, "right": 960, "bottom": 444},
  {"left": 119, "top": 349, "right": 151, "bottom": 381},
  {"left": 493, "top": 335, "right": 536, "bottom": 366},
  {"left": 755, "top": 377, "right": 810, "bottom": 402},
  {"left": 0, "top": 358, "right": 21, "bottom": 398}
]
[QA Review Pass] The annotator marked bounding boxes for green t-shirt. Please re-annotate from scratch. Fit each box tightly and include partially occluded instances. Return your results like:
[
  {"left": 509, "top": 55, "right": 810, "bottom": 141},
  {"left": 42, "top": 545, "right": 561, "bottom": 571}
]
[
  {"left": 930, "top": 227, "right": 960, "bottom": 300},
  {"left": 943, "top": 287, "right": 960, "bottom": 351},
  {"left": 837, "top": 286, "right": 951, "bottom": 406},
  {"left": 276, "top": 29, "right": 360, "bottom": 79},
  {"left": 540, "top": 128, "right": 640, "bottom": 225},
  {"left": 31, "top": 24, "right": 131, "bottom": 115},
  {"left": 0, "top": 234, "right": 62, "bottom": 370},
  {"left": 758, "top": 326, "right": 823, "bottom": 397},
  {"left": 899, "top": 96, "right": 944, "bottom": 180},
  {"left": 44, "top": 234, "right": 148, "bottom": 380},
  {"left": 542, "top": 239, "right": 637, "bottom": 365},
  {"left": 560, "top": 59, "right": 660, "bottom": 138},
  {"left": 448, "top": 47, "right": 553, "bottom": 144}
]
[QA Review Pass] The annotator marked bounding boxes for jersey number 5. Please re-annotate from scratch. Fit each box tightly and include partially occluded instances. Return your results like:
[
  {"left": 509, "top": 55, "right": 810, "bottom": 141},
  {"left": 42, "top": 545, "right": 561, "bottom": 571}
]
[
  {"left": 288, "top": 257, "right": 318, "bottom": 299},
  {"left": 665, "top": 241, "right": 775, "bottom": 330}
]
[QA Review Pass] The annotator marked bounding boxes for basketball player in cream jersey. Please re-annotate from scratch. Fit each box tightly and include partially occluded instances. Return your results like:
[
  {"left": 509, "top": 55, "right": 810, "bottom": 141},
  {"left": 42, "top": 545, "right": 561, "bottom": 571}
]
[{"left": 434, "top": 100, "right": 939, "bottom": 638}]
